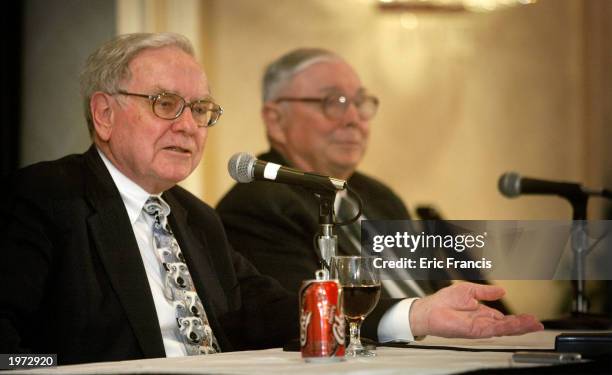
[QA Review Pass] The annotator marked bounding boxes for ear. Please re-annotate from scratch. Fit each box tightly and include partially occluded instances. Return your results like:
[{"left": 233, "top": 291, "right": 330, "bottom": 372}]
[
  {"left": 90, "top": 92, "right": 115, "bottom": 142},
  {"left": 262, "top": 102, "right": 286, "bottom": 145}
]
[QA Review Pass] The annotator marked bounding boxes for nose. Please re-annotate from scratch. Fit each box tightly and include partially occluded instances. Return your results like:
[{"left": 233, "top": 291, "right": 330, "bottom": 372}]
[
  {"left": 171, "top": 106, "right": 200, "bottom": 134},
  {"left": 341, "top": 100, "right": 363, "bottom": 127}
]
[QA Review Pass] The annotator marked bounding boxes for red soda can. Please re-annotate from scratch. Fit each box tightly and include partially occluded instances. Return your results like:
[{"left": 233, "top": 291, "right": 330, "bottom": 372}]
[{"left": 299, "top": 271, "right": 345, "bottom": 362}]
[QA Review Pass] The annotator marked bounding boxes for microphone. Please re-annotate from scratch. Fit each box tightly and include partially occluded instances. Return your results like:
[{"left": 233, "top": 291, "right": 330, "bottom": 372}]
[
  {"left": 228, "top": 152, "right": 346, "bottom": 192},
  {"left": 498, "top": 172, "right": 612, "bottom": 200}
]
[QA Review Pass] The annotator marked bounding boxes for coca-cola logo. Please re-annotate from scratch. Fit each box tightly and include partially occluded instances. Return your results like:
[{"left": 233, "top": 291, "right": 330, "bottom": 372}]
[
  {"left": 299, "top": 310, "right": 312, "bottom": 347},
  {"left": 332, "top": 313, "right": 345, "bottom": 346},
  {"left": 327, "top": 305, "right": 336, "bottom": 324}
]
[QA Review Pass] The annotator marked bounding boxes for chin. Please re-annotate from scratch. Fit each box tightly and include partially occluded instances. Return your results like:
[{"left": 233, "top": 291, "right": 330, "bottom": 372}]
[
  {"left": 333, "top": 152, "right": 362, "bottom": 168},
  {"left": 157, "top": 169, "right": 192, "bottom": 187}
]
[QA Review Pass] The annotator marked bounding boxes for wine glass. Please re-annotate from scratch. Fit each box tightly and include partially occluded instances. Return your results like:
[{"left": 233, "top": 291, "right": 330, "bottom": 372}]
[{"left": 331, "top": 256, "right": 381, "bottom": 357}]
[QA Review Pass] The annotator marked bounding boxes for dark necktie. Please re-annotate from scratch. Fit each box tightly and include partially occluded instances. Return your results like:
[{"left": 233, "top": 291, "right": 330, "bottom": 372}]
[
  {"left": 143, "top": 196, "right": 220, "bottom": 355},
  {"left": 336, "top": 195, "right": 429, "bottom": 298},
  {"left": 336, "top": 196, "right": 362, "bottom": 255}
]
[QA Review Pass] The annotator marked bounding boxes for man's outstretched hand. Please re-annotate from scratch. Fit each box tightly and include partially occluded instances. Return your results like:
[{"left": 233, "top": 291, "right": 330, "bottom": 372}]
[{"left": 409, "top": 282, "right": 544, "bottom": 338}]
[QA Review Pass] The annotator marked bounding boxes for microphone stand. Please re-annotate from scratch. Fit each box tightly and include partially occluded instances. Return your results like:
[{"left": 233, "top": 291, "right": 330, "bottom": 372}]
[
  {"left": 571, "top": 195, "right": 589, "bottom": 315},
  {"left": 543, "top": 194, "right": 612, "bottom": 329},
  {"left": 315, "top": 191, "right": 338, "bottom": 279}
]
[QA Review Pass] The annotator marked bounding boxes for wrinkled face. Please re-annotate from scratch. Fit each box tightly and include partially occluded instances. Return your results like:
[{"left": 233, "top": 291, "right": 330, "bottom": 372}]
[
  {"left": 274, "top": 60, "right": 370, "bottom": 179},
  {"left": 102, "top": 46, "right": 210, "bottom": 193}
]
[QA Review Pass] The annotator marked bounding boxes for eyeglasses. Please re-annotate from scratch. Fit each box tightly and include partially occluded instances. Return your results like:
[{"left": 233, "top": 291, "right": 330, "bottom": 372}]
[
  {"left": 116, "top": 90, "right": 223, "bottom": 127},
  {"left": 275, "top": 93, "right": 379, "bottom": 121}
]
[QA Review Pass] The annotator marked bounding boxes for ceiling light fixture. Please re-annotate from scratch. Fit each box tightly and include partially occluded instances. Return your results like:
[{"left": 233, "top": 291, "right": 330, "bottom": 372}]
[{"left": 378, "top": 0, "right": 537, "bottom": 13}]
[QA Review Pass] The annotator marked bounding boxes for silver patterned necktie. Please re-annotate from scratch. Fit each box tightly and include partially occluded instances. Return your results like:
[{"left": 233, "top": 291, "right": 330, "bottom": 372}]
[{"left": 143, "top": 196, "right": 220, "bottom": 355}]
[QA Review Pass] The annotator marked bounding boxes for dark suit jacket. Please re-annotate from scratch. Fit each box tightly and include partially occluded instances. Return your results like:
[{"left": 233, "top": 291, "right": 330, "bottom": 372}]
[
  {"left": 217, "top": 149, "right": 417, "bottom": 292},
  {"left": 217, "top": 149, "right": 510, "bottom": 316},
  {"left": 0, "top": 146, "right": 297, "bottom": 365},
  {"left": 216, "top": 149, "right": 448, "bottom": 334}
]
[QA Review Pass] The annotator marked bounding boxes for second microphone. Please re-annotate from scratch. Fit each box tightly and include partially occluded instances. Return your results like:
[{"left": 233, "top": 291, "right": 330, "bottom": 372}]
[{"left": 228, "top": 152, "right": 347, "bottom": 193}]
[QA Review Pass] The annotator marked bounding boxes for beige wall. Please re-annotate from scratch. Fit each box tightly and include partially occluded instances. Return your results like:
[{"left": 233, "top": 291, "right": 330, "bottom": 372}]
[
  {"left": 201, "top": 0, "right": 592, "bottom": 220},
  {"left": 17, "top": 0, "right": 609, "bottom": 325},
  {"left": 116, "top": 0, "right": 610, "bottom": 320},
  {"left": 199, "top": 0, "right": 609, "bottom": 320}
]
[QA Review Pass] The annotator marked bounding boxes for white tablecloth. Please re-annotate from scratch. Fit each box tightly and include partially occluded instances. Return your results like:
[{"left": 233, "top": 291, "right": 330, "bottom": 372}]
[{"left": 5, "top": 330, "right": 561, "bottom": 375}]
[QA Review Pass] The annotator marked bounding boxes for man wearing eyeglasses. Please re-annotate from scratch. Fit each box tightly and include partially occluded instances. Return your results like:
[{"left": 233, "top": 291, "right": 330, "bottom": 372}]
[
  {"left": 1, "top": 35, "right": 541, "bottom": 364},
  {"left": 217, "top": 48, "right": 541, "bottom": 343},
  {"left": 218, "top": 48, "right": 393, "bottom": 289},
  {"left": 0, "top": 33, "right": 296, "bottom": 364}
]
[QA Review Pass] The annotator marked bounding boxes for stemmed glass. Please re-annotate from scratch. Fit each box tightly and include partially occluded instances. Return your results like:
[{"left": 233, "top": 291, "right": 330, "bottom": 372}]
[{"left": 331, "top": 256, "right": 381, "bottom": 357}]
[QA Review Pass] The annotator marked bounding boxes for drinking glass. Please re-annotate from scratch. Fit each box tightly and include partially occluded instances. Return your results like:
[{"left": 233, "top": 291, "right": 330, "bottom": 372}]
[{"left": 331, "top": 256, "right": 381, "bottom": 357}]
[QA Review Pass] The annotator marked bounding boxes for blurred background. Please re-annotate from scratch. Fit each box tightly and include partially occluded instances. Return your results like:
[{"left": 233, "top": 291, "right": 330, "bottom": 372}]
[{"left": 2, "top": 0, "right": 610, "bottom": 320}]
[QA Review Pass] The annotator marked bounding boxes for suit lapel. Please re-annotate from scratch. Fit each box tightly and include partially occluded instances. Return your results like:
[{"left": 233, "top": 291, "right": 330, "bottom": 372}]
[{"left": 83, "top": 147, "right": 166, "bottom": 358}]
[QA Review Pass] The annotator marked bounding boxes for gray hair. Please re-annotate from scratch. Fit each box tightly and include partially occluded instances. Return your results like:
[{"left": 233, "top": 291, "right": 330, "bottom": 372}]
[
  {"left": 262, "top": 48, "right": 343, "bottom": 102},
  {"left": 80, "top": 32, "right": 195, "bottom": 136}
]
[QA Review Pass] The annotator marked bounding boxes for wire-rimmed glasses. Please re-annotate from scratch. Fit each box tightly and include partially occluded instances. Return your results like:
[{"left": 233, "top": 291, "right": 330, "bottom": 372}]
[
  {"left": 275, "top": 92, "right": 379, "bottom": 121},
  {"left": 116, "top": 90, "right": 223, "bottom": 127}
]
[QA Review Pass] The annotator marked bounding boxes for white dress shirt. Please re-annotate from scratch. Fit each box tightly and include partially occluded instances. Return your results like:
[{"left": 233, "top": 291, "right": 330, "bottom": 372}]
[
  {"left": 98, "top": 149, "right": 186, "bottom": 357},
  {"left": 98, "top": 149, "right": 418, "bottom": 352}
]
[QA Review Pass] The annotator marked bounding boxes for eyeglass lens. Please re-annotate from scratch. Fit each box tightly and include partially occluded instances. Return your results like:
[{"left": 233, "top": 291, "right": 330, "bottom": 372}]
[
  {"left": 323, "top": 94, "right": 378, "bottom": 121},
  {"left": 154, "top": 93, "right": 220, "bottom": 127}
]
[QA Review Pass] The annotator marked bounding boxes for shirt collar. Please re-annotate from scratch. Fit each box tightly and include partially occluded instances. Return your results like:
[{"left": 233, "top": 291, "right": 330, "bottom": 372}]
[{"left": 97, "top": 148, "right": 160, "bottom": 225}]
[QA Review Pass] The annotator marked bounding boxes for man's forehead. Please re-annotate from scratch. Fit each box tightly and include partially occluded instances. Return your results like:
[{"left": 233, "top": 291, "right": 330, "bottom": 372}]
[
  {"left": 289, "top": 60, "right": 362, "bottom": 91},
  {"left": 316, "top": 85, "right": 367, "bottom": 94},
  {"left": 148, "top": 84, "right": 213, "bottom": 98},
  {"left": 129, "top": 46, "right": 197, "bottom": 68},
  {"left": 126, "top": 47, "right": 210, "bottom": 96}
]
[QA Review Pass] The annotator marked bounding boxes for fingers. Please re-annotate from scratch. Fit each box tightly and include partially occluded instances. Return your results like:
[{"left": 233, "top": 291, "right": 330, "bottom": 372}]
[
  {"left": 473, "top": 304, "right": 505, "bottom": 320},
  {"left": 444, "top": 283, "right": 505, "bottom": 311},
  {"left": 489, "top": 314, "right": 544, "bottom": 337},
  {"left": 424, "top": 307, "right": 543, "bottom": 339},
  {"left": 465, "top": 282, "right": 506, "bottom": 302},
  {"left": 511, "top": 314, "right": 544, "bottom": 334}
]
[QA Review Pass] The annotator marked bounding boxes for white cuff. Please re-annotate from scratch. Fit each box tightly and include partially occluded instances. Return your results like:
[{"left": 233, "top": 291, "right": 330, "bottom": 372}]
[{"left": 377, "top": 298, "right": 419, "bottom": 343}]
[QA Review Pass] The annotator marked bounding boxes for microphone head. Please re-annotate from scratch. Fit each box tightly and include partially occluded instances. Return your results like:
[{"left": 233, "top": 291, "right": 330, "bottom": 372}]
[
  {"left": 498, "top": 172, "right": 521, "bottom": 198},
  {"left": 228, "top": 152, "right": 256, "bottom": 183}
]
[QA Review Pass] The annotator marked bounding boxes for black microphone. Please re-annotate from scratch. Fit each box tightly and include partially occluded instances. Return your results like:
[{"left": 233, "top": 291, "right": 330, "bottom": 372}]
[
  {"left": 228, "top": 152, "right": 346, "bottom": 192},
  {"left": 498, "top": 172, "right": 612, "bottom": 200}
]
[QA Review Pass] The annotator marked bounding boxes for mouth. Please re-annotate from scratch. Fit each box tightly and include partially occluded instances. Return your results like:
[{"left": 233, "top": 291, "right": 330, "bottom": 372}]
[
  {"left": 164, "top": 146, "right": 191, "bottom": 154},
  {"left": 334, "top": 140, "right": 362, "bottom": 147}
]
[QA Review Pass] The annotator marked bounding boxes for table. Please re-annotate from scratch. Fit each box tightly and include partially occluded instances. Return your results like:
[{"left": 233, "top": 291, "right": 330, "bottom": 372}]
[{"left": 4, "top": 330, "right": 562, "bottom": 374}]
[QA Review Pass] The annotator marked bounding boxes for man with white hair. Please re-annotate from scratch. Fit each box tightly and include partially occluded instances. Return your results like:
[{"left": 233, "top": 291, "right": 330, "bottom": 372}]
[
  {"left": 217, "top": 48, "right": 529, "bottom": 342},
  {"left": 0, "top": 33, "right": 295, "bottom": 364},
  {"left": 1, "top": 38, "right": 541, "bottom": 365}
]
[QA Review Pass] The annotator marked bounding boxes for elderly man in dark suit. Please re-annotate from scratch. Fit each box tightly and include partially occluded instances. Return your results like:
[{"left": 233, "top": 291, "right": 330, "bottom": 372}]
[
  {"left": 217, "top": 48, "right": 533, "bottom": 342},
  {"left": 217, "top": 48, "right": 423, "bottom": 296},
  {"left": 0, "top": 33, "right": 295, "bottom": 365},
  {"left": 1, "top": 36, "right": 541, "bottom": 365}
]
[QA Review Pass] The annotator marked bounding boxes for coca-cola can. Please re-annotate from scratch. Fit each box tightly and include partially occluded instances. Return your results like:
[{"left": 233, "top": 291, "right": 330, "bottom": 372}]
[{"left": 299, "top": 276, "right": 345, "bottom": 362}]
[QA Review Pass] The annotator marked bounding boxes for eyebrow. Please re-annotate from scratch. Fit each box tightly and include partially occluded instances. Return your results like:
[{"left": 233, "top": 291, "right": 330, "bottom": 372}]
[
  {"left": 151, "top": 86, "right": 214, "bottom": 101},
  {"left": 318, "top": 86, "right": 368, "bottom": 95}
]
